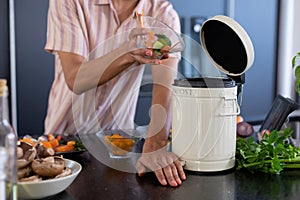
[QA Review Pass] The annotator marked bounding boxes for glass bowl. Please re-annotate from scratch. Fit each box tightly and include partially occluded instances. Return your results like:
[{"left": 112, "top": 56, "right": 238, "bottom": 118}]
[
  {"left": 137, "top": 16, "right": 185, "bottom": 59},
  {"left": 97, "top": 130, "right": 143, "bottom": 159}
]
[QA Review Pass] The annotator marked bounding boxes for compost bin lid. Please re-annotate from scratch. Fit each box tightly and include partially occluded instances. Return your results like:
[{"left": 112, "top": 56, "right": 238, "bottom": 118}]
[
  {"left": 200, "top": 15, "right": 254, "bottom": 76},
  {"left": 173, "top": 77, "right": 236, "bottom": 88}
]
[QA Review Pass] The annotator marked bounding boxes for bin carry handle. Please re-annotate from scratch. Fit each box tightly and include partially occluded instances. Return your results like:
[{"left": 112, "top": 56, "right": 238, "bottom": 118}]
[{"left": 220, "top": 98, "right": 240, "bottom": 116}]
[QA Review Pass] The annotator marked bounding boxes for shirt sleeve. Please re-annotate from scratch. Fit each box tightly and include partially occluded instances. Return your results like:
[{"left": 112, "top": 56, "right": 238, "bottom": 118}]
[
  {"left": 44, "top": 0, "right": 89, "bottom": 58},
  {"left": 156, "top": 4, "right": 181, "bottom": 35},
  {"left": 154, "top": 1, "right": 182, "bottom": 59}
]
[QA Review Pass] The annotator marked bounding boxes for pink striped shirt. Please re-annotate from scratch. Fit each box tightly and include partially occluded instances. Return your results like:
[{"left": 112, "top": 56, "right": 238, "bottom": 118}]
[{"left": 44, "top": 0, "right": 181, "bottom": 134}]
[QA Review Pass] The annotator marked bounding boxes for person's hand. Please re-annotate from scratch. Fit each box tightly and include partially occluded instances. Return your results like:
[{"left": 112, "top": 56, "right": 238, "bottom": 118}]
[
  {"left": 136, "top": 140, "right": 186, "bottom": 187},
  {"left": 128, "top": 48, "right": 162, "bottom": 65},
  {"left": 128, "top": 28, "right": 169, "bottom": 64}
]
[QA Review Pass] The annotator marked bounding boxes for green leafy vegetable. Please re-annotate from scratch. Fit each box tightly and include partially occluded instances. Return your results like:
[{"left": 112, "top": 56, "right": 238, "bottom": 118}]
[
  {"left": 236, "top": 128, "right": 300, "bottom": 174},
  {"left": 74, "top": 139, "right": 86, "bottom": 151},
  {"left": 292, "top": 52, "right": 300, "bottom": 95}
]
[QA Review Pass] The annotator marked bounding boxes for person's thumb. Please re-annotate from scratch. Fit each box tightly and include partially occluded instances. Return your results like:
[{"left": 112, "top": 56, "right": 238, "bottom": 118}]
[{"left": 136, "top": 161, "right": 146, "bottom": 176}]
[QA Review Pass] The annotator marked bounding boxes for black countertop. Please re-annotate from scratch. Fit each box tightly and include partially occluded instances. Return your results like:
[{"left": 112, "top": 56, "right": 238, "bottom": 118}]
[{"left": 43, "top": 150, "right": 300, "bottom": 200}]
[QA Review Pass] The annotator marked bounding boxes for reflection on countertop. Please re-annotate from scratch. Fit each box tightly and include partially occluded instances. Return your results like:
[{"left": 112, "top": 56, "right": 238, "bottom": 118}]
[{"left": 43, "top": 149, "right": 300, "bottom": 200}]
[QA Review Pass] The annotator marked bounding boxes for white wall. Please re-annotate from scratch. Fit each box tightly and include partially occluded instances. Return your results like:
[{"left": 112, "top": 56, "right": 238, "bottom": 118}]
[
  {"left": 293, "top": 1, "right": 300, "bottom": 54},
  {"left": 279, "top": 0, "right": 300, "bottom": 99},
  {"left": 277, "top": 0, "right": 298, "bottom": 100}
]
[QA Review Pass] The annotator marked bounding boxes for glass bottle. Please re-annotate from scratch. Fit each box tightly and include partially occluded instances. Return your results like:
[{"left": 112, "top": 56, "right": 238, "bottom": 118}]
[
  {"left": 3, "top": 83, "right": 10, "bottom": 123},
  {"left": 0, "top": 147, "right": 8, "bottom": 200},
  {"left": 0, "top": 79, "right": 17, "bottom": 200}
]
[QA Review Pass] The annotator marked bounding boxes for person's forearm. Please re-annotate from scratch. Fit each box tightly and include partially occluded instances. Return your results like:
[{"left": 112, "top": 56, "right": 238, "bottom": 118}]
[
  {"left": 143, "top": 58, "right": 178, "bottom": 152},
  {"left": 72, "top": 43, "right": 135, "bottom": 94},
  {"left": 144, "top": 84, "right": 172, "bottom": 150}
]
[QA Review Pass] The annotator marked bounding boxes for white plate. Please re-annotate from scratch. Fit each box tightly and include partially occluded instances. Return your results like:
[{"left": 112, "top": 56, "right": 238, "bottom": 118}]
[{"left": 18, "top": 159, "right": 82, "bottom": 199}]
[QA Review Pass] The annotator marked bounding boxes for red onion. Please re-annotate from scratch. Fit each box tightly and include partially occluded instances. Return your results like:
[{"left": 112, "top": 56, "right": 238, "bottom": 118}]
[{"left": 237, "top": 121, "right": 254, "bottom": 137}]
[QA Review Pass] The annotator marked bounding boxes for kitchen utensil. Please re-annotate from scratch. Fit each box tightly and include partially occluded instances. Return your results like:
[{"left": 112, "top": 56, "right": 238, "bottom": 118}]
[{"left": 259, "top": 95, "right": 299, "bottom": 133}]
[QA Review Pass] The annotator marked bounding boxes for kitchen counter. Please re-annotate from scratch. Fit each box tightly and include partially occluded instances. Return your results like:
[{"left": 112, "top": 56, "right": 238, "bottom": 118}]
[{"left": 43, "top": 149, "right": 300, "bottom": 200}]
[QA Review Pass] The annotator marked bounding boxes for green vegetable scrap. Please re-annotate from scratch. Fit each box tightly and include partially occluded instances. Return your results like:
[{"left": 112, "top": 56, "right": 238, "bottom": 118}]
[
  {"left": 155, "top": 34, "right": 172, "bottom": 47},
  {"left": 74, "top": 139, "right": 86, "bottom": 151},
  {"left": 151, "top": 34, "right": 172, "bottom": 58},
  {"left": 236, "top": 128, "right": 300, "bottom": 174},
  {"left": 152, "top": 40, "right": 165, "bottom": 50}
]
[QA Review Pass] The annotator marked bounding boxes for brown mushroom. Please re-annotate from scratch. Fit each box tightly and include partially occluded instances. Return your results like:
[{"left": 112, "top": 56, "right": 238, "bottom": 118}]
[
  {"left": 55, "top": 168, "right": 72, "bottom": 179},
  {"left": 17, "top": 147, "right": 23, "bottom": 159},
  {"left": 18, "top": 165, "right": 32, "bottom": 179},
  {"left": 36, "top": 143, "right": 55, "bottom": 158},
  {"left": 17, "top": 142, "right": 37, "bottom": 169},
  {"left": 19, "top": 175, "right": 42, "bottom": 182},
  {"left": 31, "top": 156, "right": 65, "bottom": 177},
  {"left": 18, "top": 141, "right": 34, "bottom": 152}
]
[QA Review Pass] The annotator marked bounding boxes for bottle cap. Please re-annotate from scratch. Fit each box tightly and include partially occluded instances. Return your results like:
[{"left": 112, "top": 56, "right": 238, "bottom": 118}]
[
  {"left": 0, "top": 79, "right": 6, "bottom": 87},
  {"left": 0, "top": 79, "right": 7, "bottom": 96}
]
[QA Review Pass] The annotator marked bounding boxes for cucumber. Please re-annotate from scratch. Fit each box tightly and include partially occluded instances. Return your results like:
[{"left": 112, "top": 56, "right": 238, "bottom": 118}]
[
  {"left": 152, "top": 41, "right": 165, "bottom": 49},
  {"left": 155, "top": 34, "right": 172, "bottom": 46}
]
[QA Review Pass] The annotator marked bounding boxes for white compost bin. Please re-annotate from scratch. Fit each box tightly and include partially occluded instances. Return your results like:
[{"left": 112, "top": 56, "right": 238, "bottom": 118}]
[{"left": 172, "top": 15, "right": 254, "bottom": 172}]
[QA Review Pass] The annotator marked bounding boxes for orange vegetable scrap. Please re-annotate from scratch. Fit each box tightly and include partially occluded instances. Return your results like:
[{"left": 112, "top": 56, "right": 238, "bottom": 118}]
[
  {"left": 42, "top": 141, "right": 53, "bottom": 149},
  {"left": 55, "top": 145, "right": 74, "bottom": 152},
  {"left": 56, "top": 134, "right": 61, "bottom": 141},
  {"left": 104, "top": 133, "right": 135, "bottom": 156},
  {"left": 135, "top": 10, "right": 144, "bottom": 28},
  {"left": 19, "top": 137, "right": 36, "bottom": 146},
  {"left": 67, "top": 141, "right": 76, "bottom": 147},
  {"left": 48, "top": 133, "right": 55, "bottom": 141},
  {"left": 49, "top": 139, "right": 59, "bottom": 148}
]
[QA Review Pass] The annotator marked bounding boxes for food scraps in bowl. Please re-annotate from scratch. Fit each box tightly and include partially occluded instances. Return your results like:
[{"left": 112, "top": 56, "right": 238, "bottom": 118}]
[
  {"left": 18, "top": 158, "right": 82, "bottom": 199},
  {"left": 18, "top": 133, "right": 86, "bottom": 155},
  {"left": 104, "top": 134, "right": 135, "bottom": 157},
  {"left": 16, "top": 134, "right": 83, "bottom": 199},
  {"left": 17, "top": 140, "right": 73, "bottom": 181},
  {"left": 17, "top": 139, "right": 82, "bottom": 199},
  {"left": 145, "top": 33, "right": 172, "bottom": 59},
  {"left": 98, "top": 130, "right": 142, "bottom": 158},
  {"left": 136, "top": 16, "right": 185, "bottom": 59},
  {"left": 17, "top": 137, "right": 81, "bottom": 199}
]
